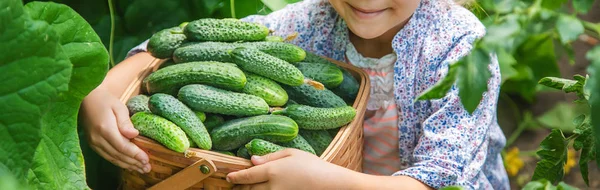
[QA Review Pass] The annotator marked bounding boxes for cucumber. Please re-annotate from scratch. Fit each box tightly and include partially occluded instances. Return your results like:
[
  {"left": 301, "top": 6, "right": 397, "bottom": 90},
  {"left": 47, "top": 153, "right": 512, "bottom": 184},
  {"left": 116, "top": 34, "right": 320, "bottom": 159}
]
[
  {"left": 299, "top": 130, "right": 333, "bottom": 156},
  {"left": 236, "top": 147, "right": 251, "bottom": 159},
  {"left": 327, "top": 128, "right": 339, "bottom": 138},
  {"left": 158, "top": 59, "right": 177, "bottom": 70},
  {"left": 178, "top": 84, "right": 269, "bottom": 116},
  {"left": 148, "top": 94, "right": 212, "bottom": 150},
  {"left": 184, "top": 18, "right": 269, "bottom": 42},
  {"left": 130, "top": 112, "right": 189, "bottom": 153},
  {"left": 264, "top": 36, "right": 283, "bottom": 42},
  {"left": 271, "top": 104, "right": 356, "bottom": 130},
  {"left": 126, "top": 95, "right": 150, "bottom": 115},
  {"left": 245, "top": 139, "right": 286, "bottom": 156},
  {"left": 187, "top": 135, "right": 197, "bottom": 148},
  {"left": 210, "top": 115, "right": 298, "bottom": 151},
  {"left": 144, "top": 61, "right": 246, "bottom": 95},
  {"left": 195, "top": 111, "right": 206, "bottom": 122},
  {"left": 277, "top": 134, "right": 316, "bottom": 155},
  {"left": 242, "top": 72, "right": 288, "bottom": 107},
  {"left": 296, "top": 62, "right": 343, "bottom": 89},
  {"left": 147, "top": 26, "right": 186, "bottom": 59},
  {"left": 214, "top": 150, "right": 235, "bottom": 156},
  {"left": 173, "top": 41, "right": 305, "bottom": 63},
  {"left": 204, "top": 114, "right": 225, "bottom": 132},
  {"left": 230, "top": 47, "right": 305, "bottom": 86},
  {"left": 305, "top": 52, "right": 359, "bottom": 102},
  {"left": 282, "top": 83, "right": 346, "bottom": 108}
]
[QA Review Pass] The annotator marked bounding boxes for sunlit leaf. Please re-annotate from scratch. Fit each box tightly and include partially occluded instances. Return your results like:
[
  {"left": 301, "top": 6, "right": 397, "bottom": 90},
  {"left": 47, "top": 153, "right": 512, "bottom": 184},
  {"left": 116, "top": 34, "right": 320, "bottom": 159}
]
[
  {"left": 457, "top": 48, "right": 492, "bottom": 114},
  {"left": 532, "top": 129, "right": 569, "bottom": 183},
  {"left": 261, "top": 0, "right": 300, "bottom": 11},
  {"left": 542, "top": 0, "right": 568, "bottom": 10},
  {"left": 556, "top": 14, "right": 584, "bottom": 45}
]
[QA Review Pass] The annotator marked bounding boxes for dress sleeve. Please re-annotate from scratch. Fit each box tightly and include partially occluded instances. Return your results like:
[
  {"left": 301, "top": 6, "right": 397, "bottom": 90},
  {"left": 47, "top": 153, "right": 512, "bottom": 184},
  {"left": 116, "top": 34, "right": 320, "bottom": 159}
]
[
  {"left": 126, "top": 0, "right": 325, "bottom": 58},
  {"left": 393, "top": 32, "right": 502, "bottom": 189}
]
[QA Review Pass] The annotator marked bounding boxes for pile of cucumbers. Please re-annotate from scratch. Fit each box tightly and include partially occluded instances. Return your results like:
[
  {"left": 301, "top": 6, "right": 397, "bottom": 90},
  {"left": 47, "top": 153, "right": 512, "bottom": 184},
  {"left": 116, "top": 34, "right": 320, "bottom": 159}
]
[{"left": 126, "top": 18, "right": 360, "bottom": 158}]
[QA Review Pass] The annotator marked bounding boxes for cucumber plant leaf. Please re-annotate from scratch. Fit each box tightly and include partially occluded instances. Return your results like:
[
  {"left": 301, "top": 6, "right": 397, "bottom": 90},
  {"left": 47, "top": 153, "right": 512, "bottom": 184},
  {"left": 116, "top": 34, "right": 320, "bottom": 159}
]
[
  {"left": 572, "top": 0, "right": 595, "bottom": 13},
  {"left": 532, "top": 129, "right": 569, "bottom": 184},
  {"left": 586, "top": 46, "right": 600, "bottom": 168},
  {"left": 555, "top": 14, "right": 584, "bottom": 45},
  {"left": 0, "top": 0, "right": 71, "bottom": 181},
  {"left": 22, "top": 2, "right": 109, "bottom": 189},
  {"left": 416, "top": 62, "right": 459, "bottom": 101},
  {"left": 457, "top": 47, "right": 492, "bottom": 114},
  {"left": 572, "top": 117, "right": 595, "bottom": 186}
]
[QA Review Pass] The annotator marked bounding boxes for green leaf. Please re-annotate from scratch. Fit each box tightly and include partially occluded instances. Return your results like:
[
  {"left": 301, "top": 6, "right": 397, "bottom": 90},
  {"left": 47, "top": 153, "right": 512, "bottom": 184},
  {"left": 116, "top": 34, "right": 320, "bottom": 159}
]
[
  {"left": 557, "top": 182, "right": 578, "bottom": 190},
  {"left": 532, "top": 129, "right": 569, "bottom": 184},
  {"left": 522, "top": 179, "right": 553, "bottom": 190},
  {"left": 586, "top": 45, "right": 600, "bottom": 168},
  {"left": 497, "top": 48, "right": 518, "bottom": 84},
  {"left": 572, "top": 0, "right": 595, "bottom": 14},
  {"left": 555, "top": 15, "right": 584, "bottom": 45},
  {"left": 0, "top": 166, "right": 29, "bottom": 190},
  {"left": 23, "top": 2, "right": 108, "bottom": 189},
  {"left": 481, "top": 14, "right": 522, "bottom": 51},
  {"left": 541, "top": 0, "right": 568, "bottom": 10},
  {"left": 572, "top": 120, "right": 595, "bottom": 186},
  {"left": 417, "top": 62, "right": 459, "bottom": 100},
  {"left": 0, "top": 0, "right": 71, "bottom": 181},
  {"left": 261, "top": 0, "right": 301, "bottom": 11},
  {"left": 124, "top": 0, "right": 191, "bottom": 37},
  {"left": 536, "top": 103, "right": 583, "bottom": 133},
  {"left": 457, "top": 47, "right": 492, "bottom": 114},
  {"left": 439, "top": 186, "right": 465, "bottom": 190},
  {"left": 538, "top": 77, "right": 578, "bottom": 92}
]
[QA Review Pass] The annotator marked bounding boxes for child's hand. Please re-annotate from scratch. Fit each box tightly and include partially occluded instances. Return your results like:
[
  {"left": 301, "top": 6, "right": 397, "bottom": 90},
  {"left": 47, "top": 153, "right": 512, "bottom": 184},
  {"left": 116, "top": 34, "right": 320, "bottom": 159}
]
[
  {"left": 226, "top": 149, "right": 360, "bottom": 190},
  {"left": 80, "top": 87, "right": 150, "bottom": 174}
]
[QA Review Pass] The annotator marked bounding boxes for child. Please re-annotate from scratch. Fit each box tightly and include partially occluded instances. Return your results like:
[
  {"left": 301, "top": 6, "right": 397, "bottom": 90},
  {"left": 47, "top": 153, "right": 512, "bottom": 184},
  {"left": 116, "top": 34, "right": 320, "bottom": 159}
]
[{"left": 80, "top": 0, "right": 509, "bottom": 189}]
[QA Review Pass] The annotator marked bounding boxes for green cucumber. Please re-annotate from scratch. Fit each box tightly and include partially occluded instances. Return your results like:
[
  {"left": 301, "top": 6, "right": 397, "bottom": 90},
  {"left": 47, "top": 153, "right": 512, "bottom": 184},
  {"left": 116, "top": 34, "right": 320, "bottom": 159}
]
[
  {"left": 144, "top": 61, "right": 246, "bottom": 95},
  {"left": 245, "top": 139, "right": 286, "bottom": 156},
  {"left": 277, "top": 134, "right": 316, "bottom": 155},
  {"left": 188, "top": 135, "right": 197, "bottom": 148},
  {"left": 158, "top": 59, "right": 177, "bottom": 70},
  {"left": 204, "top": 114, "right": 225, "bottom": 132},
  {"left": 264, "top": 36, "right": 283, "bottom": 42},
  {"left": 126, "top": 95, "right": 150, "bottom": 115},
  {"left": 271, "top": 104, "right": 356, "bottom": 130},
  {"left": 242, "top": 72, "right": 288, "bottom": 107},
  {"left": 210, "top": 115, "right": 298, "bottom": 151},
  {"left": 305, "top": 52, "right": 359, "bottom": 102},
  {"left": 173, "top": 41, "right": 305, "bottom": 63},
  {"left": 282, "top": 83, "right": 346, "bottom": 108},
  {"left": 296, "top": 62, "right": 343, "bottom": 89},
  {"left": 236, "top": 147, "right": 251, "bottom": 159},
  {"left": 299, "top": 130, "right": 333, "bottom": 156},
  {"left": 327, "top": 128, "right": 339, "bottom": 138},
  {"left": 195, "top": 111, "right": 206, "bottom": 122},
  {"left": 178, "top": 84, "right": 269, "bottom": 116},
  {"left": 230, "top": 47, "right": 304, "bottom": 86},
  {"left": 148, "top": 94, "right": 212, "bottom": 150},
  {"left": 147, "top": 26, "right": 186, "bottom": 59},
  {"left": 184, "top": 18, "right": 269, "bottom": 42},
  {"left": 130, "top": 112, "right": 189, "bottom": 153}
]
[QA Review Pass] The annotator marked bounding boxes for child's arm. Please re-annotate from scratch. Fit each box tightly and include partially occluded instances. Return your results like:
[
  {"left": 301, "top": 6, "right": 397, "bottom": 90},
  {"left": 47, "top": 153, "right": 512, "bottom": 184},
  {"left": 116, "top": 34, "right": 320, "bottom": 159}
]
[{"left": 79, "top": 52, "right": 155, "bottom": 174}]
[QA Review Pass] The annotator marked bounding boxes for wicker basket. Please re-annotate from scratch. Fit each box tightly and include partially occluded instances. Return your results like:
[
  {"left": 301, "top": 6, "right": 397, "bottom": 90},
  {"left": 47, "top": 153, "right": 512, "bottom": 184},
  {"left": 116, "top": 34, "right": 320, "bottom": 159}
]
[{"left": 118, "top": 57, "right": 370, "bottom": 190}]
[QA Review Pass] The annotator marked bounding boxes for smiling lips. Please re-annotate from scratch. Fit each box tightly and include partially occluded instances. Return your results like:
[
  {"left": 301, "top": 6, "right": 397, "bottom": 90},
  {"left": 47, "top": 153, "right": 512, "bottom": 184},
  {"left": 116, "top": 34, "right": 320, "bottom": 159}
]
[{"left": 348, "top": 4, "right": 388, "bottom": 19}]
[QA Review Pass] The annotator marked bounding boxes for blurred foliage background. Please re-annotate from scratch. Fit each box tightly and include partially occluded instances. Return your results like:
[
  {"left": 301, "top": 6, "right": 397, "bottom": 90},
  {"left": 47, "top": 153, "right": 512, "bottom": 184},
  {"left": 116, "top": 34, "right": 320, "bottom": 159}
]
[{"left": 21, "top": 0, "right": 599, "bottom": 189}]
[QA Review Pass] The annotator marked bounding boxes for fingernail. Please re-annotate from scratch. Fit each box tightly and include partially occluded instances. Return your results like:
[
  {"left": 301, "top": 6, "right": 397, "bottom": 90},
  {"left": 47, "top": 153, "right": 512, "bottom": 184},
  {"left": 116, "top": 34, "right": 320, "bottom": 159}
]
[
  {"left": 226, "top": 176, "right": 231, "bottom": 183},
  {"left": 144, "top": 165, "right": 151, "bottom": 173},
  {"left": 251, "top": 155, "right": 262, "bottom": 162},
  {"left": 137, "top": 169, "right": 144, "bottom": 174}
]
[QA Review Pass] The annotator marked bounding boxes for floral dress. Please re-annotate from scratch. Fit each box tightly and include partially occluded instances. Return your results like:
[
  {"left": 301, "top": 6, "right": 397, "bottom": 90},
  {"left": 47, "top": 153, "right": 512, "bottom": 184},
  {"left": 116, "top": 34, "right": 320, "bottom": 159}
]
[{"left": 128, "top": 0, "right": 510, "bottom": 189}]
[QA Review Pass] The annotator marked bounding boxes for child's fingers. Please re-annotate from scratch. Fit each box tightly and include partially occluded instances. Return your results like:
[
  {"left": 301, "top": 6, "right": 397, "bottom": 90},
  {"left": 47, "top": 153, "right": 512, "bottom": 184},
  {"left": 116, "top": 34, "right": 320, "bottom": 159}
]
[
  {"left": 250, "top": 148, "right": 295, "bottom": 165},
  {"left": 226, "top": 164, "right": 270, "bottom": 184},
  {"left": 113, "top": 103, "right": 139, "bottom": 139},
  {"left": 104, "top": 109, "right": 150, "bottom": 166},
  {"left": 97, "top": 136, "right": 146, "bottom": 172},
  {"left": 91, "top": 144, "right": 144, "bottom": 173}
]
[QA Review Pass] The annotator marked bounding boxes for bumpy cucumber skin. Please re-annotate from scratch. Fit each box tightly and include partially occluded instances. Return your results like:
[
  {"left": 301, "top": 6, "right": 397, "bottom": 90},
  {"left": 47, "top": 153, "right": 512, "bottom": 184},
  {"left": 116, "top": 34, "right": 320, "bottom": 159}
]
[
  {"left": 230, "top": 47, "right": 304, "bottom": 86},
  {"left": 272, "top": 104, "right": 356, "bottom": 130},
  {"left": 158, "top": 59, "right": 177, "bottom": 70},
  {"left": 277, "top": 134, "right": 316, "bottom": 155},
  {"left": 126, "top": 95, "right": 150, "bottom": 115},
  {"left": 299, "top": 130, "right": 333, "bottom": 156},
  {"left": 264, "top": 36, "right": 283, "bottom": 42},
  {"left": 236, "top": 147, "right": 251, "bottom": 159},
  {"left": 210, "top": 115, "right": 298, "bottom": 151},
  {"left": 282, "top": 83, "right": 346, "bottom": 108},
  {"left": 242, "top": 72, "right": 288, "bottom": 107},
  {"left": 147, "top": 26, "right": 186, "bottom": 59},
  {"left": 187, "top": 135, "right": 197, "bottom": 148},
  {"left": 148, "top": 94, "right": 212, "bottom": 150},
  {"left": 195, "top": 111, "right": 206, "bottom": 122},
  {"left": 204, "top": 114, "right": 225, "bottom": 132},
  {"left": 304, "top": 52, "right": 359, "bottom": 102},
  {"left": 245, "top": 139, "right": 286, "bottom": 156},
  {"left": 130, "top": 112, "right": 189, "bottom": 153},
  {"left": 144, "top": 61, "right": 246, "bottom": 95},
  {"left": 174, "top": 41, "right": 305, "bottom": 63},
  {"left": 296, "top": 62, "right": 343, "bottom": 89},
  {"left": 178, "top": 84, "right": 269, "bottom": 116},
  {"left": 184, "top": 18, "right": 269, "bottom": 42}
]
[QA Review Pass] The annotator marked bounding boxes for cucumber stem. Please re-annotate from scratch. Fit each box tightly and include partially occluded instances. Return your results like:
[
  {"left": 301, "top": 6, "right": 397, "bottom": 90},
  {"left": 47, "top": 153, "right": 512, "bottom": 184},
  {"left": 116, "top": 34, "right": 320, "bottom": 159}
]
[
  {"left": 285, "top": 32, "right": 299, "bottom": 41},
  {"left": 305, "top": 79, "right": 325, "bottom": 90},
  {"left": 269, "top": 107, "right": 285, "bottom": 114}
]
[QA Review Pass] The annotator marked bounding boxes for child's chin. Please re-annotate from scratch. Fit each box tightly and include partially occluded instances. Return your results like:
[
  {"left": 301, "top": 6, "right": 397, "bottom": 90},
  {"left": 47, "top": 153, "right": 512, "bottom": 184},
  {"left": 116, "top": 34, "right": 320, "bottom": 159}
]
[{"left": 347, "top": 24, "right": 387, "bottom": 39}]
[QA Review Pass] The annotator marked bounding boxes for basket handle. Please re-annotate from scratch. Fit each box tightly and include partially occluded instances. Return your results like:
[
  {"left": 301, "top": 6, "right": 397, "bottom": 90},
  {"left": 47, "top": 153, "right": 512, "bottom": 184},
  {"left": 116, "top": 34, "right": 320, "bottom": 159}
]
[{"left": 148, "top": 158, "right": 217, "bottom": 190}]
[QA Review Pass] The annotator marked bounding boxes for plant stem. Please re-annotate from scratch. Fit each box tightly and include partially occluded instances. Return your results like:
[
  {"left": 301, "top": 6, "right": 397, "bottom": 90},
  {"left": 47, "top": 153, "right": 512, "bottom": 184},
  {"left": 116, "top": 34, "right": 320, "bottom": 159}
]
[
  {"left": 506, "top": 121, "right": 528, "bottom": 148},
  {"left": 230, "top": 0, "right": 236, "bottom": 18},
  {"left": 108, "top": 0, "right": 115, "bottom": 67},
  {"left": 519, "top": 149, "right": 540, "bottom": 157}
]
